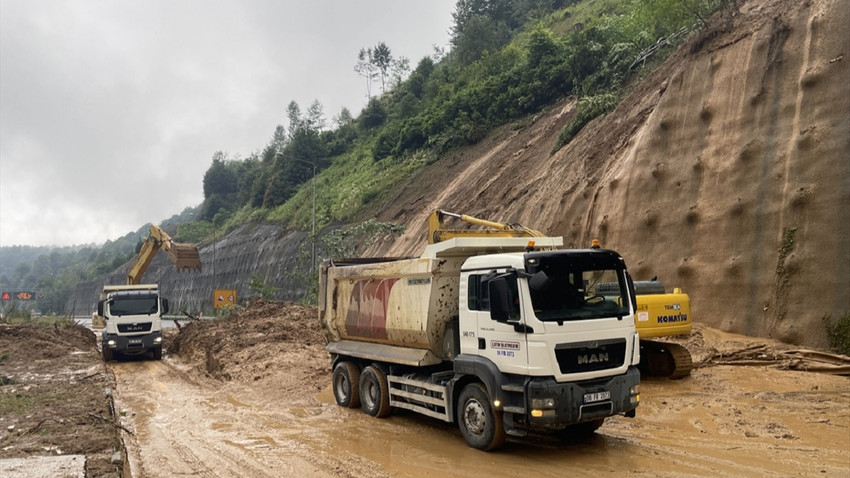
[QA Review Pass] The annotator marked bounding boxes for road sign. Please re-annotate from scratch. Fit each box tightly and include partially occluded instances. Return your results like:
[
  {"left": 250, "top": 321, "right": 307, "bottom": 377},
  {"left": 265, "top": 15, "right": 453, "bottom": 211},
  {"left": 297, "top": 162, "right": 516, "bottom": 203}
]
[{"left": 214, "top": 289, "right": 237, "bottom": 309}]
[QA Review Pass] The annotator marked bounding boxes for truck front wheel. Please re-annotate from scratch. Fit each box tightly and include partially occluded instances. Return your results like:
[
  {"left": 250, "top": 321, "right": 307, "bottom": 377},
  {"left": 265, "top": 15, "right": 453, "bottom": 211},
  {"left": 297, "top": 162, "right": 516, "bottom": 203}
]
[
  {"left": 457, "top": 382, "right": 506, "bottom": 451},
  {"left": 332, "top": 362, "right": 361, "bottom": 408},
  {"left": 151, "top": 345, "right": 163, "bottom": 360},
  {"left": 102, "top": 346, "right": 113, "bottom": 362},
  {"left": 359, "top": 365, "right": 392, "bottom": 418}
]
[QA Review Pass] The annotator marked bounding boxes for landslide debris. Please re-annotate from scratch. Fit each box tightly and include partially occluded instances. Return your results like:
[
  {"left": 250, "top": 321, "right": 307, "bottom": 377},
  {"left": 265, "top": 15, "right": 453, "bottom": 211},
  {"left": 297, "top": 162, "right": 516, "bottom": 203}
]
[
  {"left": 0, "top": 322, "right": 121, "bottom": 477},
  {"left": 168, "top": 300, "right": 329, "bottom": 401}
]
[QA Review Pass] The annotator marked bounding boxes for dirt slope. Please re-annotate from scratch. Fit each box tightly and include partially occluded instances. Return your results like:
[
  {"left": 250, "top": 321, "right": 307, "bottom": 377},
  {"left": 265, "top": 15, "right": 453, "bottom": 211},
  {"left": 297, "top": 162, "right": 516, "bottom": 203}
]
[{"left": 368, "top": 0, "right": 850, "bottom": 349}]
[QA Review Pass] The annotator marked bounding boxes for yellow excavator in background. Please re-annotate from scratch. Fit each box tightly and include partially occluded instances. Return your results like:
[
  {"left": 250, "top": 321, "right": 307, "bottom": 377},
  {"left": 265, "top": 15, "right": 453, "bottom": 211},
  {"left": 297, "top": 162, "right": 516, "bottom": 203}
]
[
  {"left": 428, "top": 209, "right": 546, "bottom": 243},
  {"left": 126, "top": 225, "right": 202, "bottom": 284},
  {"left": 93, "top": 225, "right": 201, "bottom": 331},
  {"left": 427, "top": 209, "right": 693, "bottom": 379},
  {"left": 94, "top": 225, "right": 201, "bottom": 360}
]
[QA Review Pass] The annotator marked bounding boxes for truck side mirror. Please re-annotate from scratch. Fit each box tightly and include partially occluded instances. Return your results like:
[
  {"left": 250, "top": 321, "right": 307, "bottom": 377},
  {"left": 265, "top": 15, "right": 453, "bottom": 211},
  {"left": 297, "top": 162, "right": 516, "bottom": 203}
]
[
  {"left": 528, "top": 271, "right": 550, "bottom": 291},
  {"left": 161, "top": 298, "right": 169, "bottom": 315},
  {"left": 626, "top": 272, "right": 637, "bottom": 311},
  {"left": 97, "top": 300, "right": 104, "bottom": 316},
  {"left": 489, "top": 278, "right": 519, "bottom": 322}
]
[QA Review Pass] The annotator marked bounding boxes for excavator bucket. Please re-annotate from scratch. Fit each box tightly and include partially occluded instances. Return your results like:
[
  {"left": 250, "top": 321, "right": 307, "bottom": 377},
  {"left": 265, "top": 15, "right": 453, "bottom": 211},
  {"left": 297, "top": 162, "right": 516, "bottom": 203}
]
[{"left": 165, "top": 242, "right": 202, "bottom": 272}]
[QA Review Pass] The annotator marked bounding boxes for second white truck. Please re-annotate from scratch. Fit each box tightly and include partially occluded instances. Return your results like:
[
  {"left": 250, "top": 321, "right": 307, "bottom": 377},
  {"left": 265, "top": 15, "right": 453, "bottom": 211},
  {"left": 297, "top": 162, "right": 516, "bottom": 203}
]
[
  {"left": 320, "top": 232, "right": 641, "bottom": 450},
  {"left": 98, "top": 284, "right": 168, "bottom": 361}
]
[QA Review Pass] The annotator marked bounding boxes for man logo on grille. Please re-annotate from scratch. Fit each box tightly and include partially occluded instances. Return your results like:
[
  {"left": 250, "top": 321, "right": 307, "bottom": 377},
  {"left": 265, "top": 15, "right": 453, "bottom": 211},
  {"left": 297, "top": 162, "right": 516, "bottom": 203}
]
[{"left": 578, "top": 352, "right": 609, "bottom": 364}]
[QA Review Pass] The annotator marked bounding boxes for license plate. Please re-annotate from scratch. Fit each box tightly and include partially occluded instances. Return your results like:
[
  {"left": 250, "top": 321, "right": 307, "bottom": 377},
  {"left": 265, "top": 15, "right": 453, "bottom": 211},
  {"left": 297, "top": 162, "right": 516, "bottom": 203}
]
[
  {"left": 129, "top": 339, "right": 142, "bottom": 344},
  {"left": 583, "top": 391, "right": 610, "bottom": 403}
]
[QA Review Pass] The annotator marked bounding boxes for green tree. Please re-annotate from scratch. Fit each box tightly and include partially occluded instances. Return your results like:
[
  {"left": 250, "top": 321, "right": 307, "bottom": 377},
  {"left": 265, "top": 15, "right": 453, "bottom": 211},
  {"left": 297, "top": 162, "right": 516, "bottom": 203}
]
[
  {"left": 372, "top": 42, "right": 393, "bottom": 94},
  {"left": 355, "top": 48, "right": 379, "bottom": 99},
  {"left": 202, "top": 152, "right": 239, "bottom": 221},
  {"left": 203, "top": 152, "right": 238, "bottom": 198},
  {"left": 360, "top": 97, "right": 387, "bottom": 129}
]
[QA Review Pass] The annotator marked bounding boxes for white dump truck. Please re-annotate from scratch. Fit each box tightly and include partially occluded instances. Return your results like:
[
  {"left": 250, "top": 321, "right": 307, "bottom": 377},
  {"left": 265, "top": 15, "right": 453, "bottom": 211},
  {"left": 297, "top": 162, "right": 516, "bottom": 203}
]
[
  {"left": 319, "top": 230, "right": 641, "bottom": 450},
  {"left": 94, "top": 224, "right": 200, "bottom": 362},
  {"left": 98, "top": 284, "right": 168, "bottom": 361}
]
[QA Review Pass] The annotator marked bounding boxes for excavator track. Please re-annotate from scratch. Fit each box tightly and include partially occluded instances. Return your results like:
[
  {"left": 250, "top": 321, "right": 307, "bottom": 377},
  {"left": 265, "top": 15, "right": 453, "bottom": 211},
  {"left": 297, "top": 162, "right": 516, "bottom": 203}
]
[{"left": 639, "top": 339, "right": 693, "bottom": 379}]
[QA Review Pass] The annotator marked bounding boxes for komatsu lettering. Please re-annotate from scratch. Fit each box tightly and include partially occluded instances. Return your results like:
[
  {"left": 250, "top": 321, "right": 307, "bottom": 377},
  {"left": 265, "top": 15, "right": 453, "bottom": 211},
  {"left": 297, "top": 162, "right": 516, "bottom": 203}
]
[{"left": 657, "top": 314, "right": 688, "bottom": 323}]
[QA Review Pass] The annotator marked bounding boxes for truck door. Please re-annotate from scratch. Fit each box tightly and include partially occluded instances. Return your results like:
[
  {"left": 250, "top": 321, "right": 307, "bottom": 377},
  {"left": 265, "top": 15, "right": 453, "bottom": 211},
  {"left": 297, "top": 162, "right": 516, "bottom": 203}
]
[{"left": 466, "top": 271, "right": 530, "bottom": 375}]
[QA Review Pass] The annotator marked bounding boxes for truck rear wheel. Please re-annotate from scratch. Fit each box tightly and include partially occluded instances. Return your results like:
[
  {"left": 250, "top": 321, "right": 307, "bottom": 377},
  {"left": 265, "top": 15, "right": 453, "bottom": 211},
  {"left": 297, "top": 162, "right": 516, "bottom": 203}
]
[
  {"left": 457, "top": 382, "right": 506, "bottom": 451},
  {"left": 332, "top": 362, "right": 361, "bottom": 408},
  {"left": 359, "top": 365, "right": 392, "bottom": 418}
]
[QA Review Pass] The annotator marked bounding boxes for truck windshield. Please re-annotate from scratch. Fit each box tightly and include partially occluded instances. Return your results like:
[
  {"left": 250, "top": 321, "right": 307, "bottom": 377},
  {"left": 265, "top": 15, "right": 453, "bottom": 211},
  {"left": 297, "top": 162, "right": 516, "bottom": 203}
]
[
  {"left": 109, "top": 297, "right": 158, "bottom": 316},
  {"left": 525, "top": 251, "right": 631, "bottom": 322}
]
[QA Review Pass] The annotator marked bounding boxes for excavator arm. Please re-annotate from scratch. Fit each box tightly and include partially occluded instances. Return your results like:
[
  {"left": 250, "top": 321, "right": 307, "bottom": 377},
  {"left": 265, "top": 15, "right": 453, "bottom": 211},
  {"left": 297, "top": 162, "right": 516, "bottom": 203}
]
[
  {"left": 126, "top": 225, "right": 202, "bottom": 284},
  {"left": 427, "top": 209, "right": 545, "bottom": 244}
]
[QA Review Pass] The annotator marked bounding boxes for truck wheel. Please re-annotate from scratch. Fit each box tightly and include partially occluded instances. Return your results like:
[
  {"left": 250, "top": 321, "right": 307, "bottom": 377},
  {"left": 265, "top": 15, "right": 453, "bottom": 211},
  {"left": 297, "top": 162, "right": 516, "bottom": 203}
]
[
  {"left": 457, "top": 382, "right": 506, "bottom": 451},
  {"left": 359, "top": 365, "right": 392, "bottom": 418},
  {"left": 332, "top": 362, "right": 361, "bottom": 408},
  {"left": 152, "top": 345, "right": 163, "bottom": 360},
  {"left": 102, "top": 346, "right": 113, "bottom": 362}
]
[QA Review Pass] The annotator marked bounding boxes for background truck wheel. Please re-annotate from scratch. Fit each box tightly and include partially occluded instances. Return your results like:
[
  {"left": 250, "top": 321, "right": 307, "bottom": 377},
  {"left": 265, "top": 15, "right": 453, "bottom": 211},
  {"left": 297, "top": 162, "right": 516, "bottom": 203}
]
[
  {"left": 152, "top": 345, "right": 163, "bottom": 360},
  {"left": 457, "top": 382, "right": 506, "bottom": 451},
  {"left": 332, "top": 362, "right": 361, "bottom": 408},
  {"left": 359, "top": 365, "right": 392, "bottom": 418},
  {"left": 102, "top": 346, "right": 113, "bottom": 362}
]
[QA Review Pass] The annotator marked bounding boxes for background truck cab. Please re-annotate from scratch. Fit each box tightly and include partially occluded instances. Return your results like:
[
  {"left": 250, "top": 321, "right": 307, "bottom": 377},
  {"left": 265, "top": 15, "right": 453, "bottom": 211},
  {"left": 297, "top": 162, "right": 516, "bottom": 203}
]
[{"left": 98, "top": 284, "right": 167, "bottom": 361}]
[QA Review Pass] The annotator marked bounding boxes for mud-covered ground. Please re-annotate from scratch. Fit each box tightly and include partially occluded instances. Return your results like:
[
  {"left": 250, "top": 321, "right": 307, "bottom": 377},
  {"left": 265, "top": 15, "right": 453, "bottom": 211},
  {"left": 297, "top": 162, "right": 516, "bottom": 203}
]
[
  {"left": 2, "top": 302, "right": 849, "bottom": 477},
  {"left": 0, "top": 322, "right": 122, "bottom": 477},
  {"left": 126, "top": 301, "right": 850, "bottom": 477}
]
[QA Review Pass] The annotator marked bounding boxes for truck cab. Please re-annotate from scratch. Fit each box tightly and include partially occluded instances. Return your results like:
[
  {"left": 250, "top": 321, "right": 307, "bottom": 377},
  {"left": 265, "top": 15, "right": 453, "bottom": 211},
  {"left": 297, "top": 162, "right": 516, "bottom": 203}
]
[
  {"left": 455, "top": 246, "right": 640, "bottom": 442},
  {"left": 98, "top": 284, "right": 167, "bottom": 361}
]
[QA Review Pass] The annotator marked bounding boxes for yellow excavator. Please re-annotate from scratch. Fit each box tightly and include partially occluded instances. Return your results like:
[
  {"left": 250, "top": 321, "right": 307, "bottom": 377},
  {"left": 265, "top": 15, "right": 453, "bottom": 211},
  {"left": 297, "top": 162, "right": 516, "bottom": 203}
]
[
  {"left": 95, "top": 225, "right": 201, "bottom": 360},
  {"left": 427, "top": 209, "right": 693, "bottom": 379},
  {"left": 126, "top": 224, "right": 202, "bottom": 284},
  {"left": 93, "top": 225, "right": 201, "bottom": 331}
]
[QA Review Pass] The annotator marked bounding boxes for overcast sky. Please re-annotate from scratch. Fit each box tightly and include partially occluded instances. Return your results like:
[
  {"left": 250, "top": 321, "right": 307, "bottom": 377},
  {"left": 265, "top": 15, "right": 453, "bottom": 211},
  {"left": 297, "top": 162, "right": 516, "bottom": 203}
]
[{"left": 0, "top": 0, "right": 455, "bottom": 247}]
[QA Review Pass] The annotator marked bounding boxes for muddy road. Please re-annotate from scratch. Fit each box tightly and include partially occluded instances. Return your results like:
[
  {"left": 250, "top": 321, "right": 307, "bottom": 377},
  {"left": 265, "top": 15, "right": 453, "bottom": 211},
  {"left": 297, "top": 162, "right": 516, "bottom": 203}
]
[{"left": 108, "top": 305, "right": 850, "bottom": 478}]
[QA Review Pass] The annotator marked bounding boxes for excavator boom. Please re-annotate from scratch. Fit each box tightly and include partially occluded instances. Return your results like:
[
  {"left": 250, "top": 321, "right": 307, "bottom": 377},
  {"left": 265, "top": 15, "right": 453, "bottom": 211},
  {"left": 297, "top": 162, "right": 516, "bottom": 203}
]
[
  {"left": 126, "top": 225, "right": 202, "bottom": 284},
  {"left": 427, "top": 209, "right": 545, "bottom": 244}
]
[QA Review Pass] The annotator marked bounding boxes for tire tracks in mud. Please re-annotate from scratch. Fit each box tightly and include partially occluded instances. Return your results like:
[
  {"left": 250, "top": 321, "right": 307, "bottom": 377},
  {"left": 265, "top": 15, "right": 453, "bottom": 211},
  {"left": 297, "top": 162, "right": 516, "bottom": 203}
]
[
  {"left": 109, "top": 357, "right": 388, "bottom": 478},
  {"left": 108, "top": 351, "right": 850, "bottom": 478}
]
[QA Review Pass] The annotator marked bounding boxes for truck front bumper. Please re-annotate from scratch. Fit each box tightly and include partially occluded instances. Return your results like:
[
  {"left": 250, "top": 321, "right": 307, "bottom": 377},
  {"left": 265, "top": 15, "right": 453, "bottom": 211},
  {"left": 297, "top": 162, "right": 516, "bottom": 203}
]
[
  {"left": 102, "top": 331, "right": 162, "bottom": 355},
  {"left": 522, "top": 365, "right": 640, "bottom": 430}
]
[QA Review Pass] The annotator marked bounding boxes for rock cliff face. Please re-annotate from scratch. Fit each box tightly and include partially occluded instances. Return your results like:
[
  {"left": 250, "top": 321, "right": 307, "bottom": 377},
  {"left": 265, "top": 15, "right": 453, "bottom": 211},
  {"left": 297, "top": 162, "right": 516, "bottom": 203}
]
[
  {"left": 70, "top": 225, "right": 310, "bottom": 315},
  {"left": 369, "top": 0, "right": 850, "bottom": 348},
  {"left": 72, "top": 0, "right": 849, "bottom": 348}
]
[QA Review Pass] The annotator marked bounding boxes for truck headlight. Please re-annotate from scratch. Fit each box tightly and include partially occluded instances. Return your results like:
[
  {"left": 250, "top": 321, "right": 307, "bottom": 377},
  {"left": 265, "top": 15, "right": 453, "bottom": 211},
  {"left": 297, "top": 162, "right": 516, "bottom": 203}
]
[
  {"left": 630, "top": 384, "right": 640, "bottom": 404},
  {"left": 107, "top": 340, "right": 116, "bottom": 348},
  {"left": 531, "top": 397, "right": 555, "bottom": 411},
  {"left": 530, "top": 397, "right": 557, "bottom": 418},
  {"left": 154, "top": 336, "right": 162, "bottom": 344}
]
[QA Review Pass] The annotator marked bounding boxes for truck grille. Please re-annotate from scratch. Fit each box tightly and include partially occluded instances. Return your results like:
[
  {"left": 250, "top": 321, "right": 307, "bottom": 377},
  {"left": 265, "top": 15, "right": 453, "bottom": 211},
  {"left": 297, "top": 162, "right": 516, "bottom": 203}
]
[
  {"left": 118, "top": 323, "right": 152, "bottom": 333},
  {"left": 554, "top": 338, "right": 626, "bottom": 374}
]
